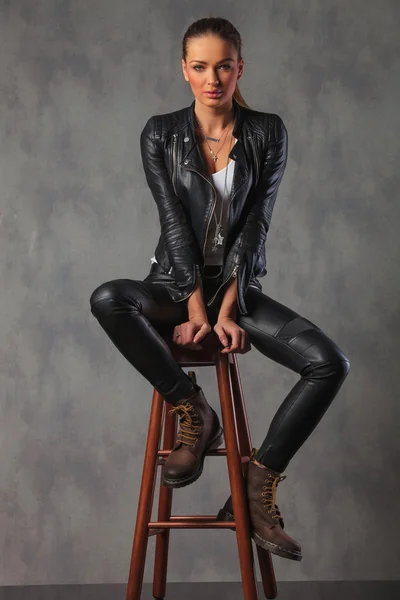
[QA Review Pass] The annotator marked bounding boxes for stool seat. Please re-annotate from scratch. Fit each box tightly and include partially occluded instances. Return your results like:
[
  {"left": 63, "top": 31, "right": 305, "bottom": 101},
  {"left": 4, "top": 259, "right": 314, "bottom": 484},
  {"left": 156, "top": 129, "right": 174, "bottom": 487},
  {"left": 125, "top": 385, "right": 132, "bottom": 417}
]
[{"left": 126, "top": 331, "right": 278, "bottom": 600}]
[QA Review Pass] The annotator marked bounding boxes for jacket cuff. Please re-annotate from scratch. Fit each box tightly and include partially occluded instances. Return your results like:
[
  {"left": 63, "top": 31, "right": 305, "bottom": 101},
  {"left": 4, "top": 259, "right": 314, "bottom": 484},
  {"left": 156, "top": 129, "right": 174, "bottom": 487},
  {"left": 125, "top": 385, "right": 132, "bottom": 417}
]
[
  {"left": 164, "top": 261, "right": 199, "bottom": 303},
  {"left": 223, "top": 244, "right": 266, "bottom": 315}
]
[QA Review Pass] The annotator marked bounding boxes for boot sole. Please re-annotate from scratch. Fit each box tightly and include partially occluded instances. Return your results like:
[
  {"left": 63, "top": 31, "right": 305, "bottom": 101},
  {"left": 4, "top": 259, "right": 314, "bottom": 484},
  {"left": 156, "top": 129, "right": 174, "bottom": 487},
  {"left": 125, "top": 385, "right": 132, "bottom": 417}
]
[
  {"left": 161, "top": 427, "right": 224, "bottom": 489},
  {"left": 216, "top": 509, "right": 302, "bottom": 562},
  {"left": 252, "top": 532, "right": 302, "bottom": 561}
]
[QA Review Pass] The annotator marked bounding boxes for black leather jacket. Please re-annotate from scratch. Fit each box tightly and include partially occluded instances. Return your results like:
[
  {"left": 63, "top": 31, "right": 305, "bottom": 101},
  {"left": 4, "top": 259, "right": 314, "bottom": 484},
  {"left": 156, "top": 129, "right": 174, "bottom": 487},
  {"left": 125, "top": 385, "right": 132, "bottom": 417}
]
[{"left": 140, "top": 97, "right": 288, "bottom": 315}]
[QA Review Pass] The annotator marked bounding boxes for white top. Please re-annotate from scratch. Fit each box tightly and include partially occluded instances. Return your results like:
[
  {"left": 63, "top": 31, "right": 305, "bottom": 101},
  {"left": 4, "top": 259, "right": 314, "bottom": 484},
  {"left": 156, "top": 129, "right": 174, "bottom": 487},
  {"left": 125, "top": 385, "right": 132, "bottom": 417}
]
[{"left": 210, "top": 157, "right": 235, "bottom": 184}]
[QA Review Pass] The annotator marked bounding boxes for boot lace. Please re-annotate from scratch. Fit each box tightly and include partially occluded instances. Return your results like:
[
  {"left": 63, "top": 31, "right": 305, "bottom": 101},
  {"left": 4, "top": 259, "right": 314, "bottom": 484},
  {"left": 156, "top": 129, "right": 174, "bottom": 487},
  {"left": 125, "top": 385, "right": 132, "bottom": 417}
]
[
  {"left": 250, "top": 448, "right": 285, "bottom": 528},
  {"left": 168, "top": 402, "right": 202, "bottom": 447},
  {"left": 261, "top": 473, "right": 287, "bottom": 525}
]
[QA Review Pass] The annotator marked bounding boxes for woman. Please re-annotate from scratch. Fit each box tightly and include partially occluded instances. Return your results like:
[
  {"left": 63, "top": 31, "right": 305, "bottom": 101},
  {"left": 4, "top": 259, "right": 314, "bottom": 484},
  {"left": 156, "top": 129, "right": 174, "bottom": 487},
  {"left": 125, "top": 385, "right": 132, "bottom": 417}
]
[{"left": 90, "top": 17, "right": 350, "bottom": 562}]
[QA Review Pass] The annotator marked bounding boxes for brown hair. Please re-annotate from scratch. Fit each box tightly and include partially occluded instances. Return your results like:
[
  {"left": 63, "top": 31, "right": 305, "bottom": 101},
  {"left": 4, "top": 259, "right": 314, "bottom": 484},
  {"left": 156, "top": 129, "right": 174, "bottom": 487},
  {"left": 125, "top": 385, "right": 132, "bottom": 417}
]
[{"left": 182, "top": 16, "right": 250, "bottom": 109}]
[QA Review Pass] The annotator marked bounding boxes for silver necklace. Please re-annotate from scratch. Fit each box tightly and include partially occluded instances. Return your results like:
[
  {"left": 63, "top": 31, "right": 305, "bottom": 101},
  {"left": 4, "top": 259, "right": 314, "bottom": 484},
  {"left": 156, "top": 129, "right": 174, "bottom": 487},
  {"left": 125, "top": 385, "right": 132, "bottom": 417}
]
[
  {"left": 196, "top": 117, "right": 232, "bottom": 163},
  {"left": 210, "top": 134, "right": 234, "bottom": 252},
  {"left": 195, "top": 110, "right": 236, "bottom": 252},
  {"left": 196, "top": 105, "right": 235, "bottom": 145},
  {"left": 195, "top": 105, "right": 235, "bottom": 162},
  {"left": 197, "top": 125, "right": 234, "bottom": 252}
]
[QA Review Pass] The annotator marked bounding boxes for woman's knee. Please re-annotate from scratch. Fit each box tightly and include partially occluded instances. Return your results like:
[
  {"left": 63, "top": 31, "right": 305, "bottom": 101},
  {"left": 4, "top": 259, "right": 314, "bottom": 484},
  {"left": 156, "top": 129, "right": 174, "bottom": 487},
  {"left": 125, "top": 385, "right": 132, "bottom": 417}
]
[
  {"left": 89, "top": 279, "right": 143, "bottom": 316},
  {"left": 90, "top": 281, "right": 114, "bottom": 307},
  {"left": 301, "top": 335, "right": 351, "bottom": 382},
  {"left": 282, "top": 320, "right": 350, "bottom": 381}
]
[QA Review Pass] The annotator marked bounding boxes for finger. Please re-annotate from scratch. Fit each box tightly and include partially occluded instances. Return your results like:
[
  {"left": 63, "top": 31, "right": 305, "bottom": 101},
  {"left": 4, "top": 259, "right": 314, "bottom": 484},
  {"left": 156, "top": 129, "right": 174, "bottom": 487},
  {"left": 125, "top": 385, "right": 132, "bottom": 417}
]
[
  {"left": 215, "top": 325, "right": 230, "bottom": 349},
  {"left": 193, "top": 323, "right": 209, "bottom": 344},
  {"left": 222, "top": 328, "right": 241, "bottom": 353},
  {"left": 183, "top": 323, "right": 204, "bottom": 349},
  {"left": 181, "top": 323, "right": 195, "bottom": 346},
  {"left": 173, "top": 328, "right": 182, "bottom": 345},
  {"left": 229, "top": 329, "right": 241, "bottom": 351}
]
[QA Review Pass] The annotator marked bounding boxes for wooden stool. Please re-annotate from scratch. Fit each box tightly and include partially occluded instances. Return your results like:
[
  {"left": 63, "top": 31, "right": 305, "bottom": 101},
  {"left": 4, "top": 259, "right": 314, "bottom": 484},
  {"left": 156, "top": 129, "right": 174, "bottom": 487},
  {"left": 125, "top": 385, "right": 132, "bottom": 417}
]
[{"left": 126, "top": 331, "right": 278, "bottom": 600}]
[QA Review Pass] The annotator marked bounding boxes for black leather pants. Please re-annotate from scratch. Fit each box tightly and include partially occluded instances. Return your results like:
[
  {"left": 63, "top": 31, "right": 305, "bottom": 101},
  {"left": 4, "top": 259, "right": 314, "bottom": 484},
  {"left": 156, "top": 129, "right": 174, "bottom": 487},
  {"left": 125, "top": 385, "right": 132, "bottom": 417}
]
[{"left": 90, "top": 263, "right": 350, "bottom": 473}]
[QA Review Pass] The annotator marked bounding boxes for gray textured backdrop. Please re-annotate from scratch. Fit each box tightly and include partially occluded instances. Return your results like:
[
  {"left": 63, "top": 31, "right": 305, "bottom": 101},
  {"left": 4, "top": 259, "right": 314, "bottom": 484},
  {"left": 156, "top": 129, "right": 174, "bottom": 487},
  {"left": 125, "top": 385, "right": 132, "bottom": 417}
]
[{"left": 1, "top": 0, "right": 399, "bottom": 587}]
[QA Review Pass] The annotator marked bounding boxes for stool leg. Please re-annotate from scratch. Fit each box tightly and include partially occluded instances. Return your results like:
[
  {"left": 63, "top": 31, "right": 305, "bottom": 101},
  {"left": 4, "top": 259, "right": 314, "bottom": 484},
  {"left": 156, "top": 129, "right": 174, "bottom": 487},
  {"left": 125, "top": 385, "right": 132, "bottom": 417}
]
[
  {"left": 153, "top": 403, "right": 177, "bottom": 599},
  {"left": 216, "top": 352, "right": 259, "bottom": 600},
  {"left": 256, "top": 546, "right": 278, "bottom": 600},
  {"left": 230, "top": 355, "right": 278, "bottom": 600},
  {"left": 229, "top": 354, "right": 252, "bottom": 458},
  {"left": 126, "top": 389, "right": 164, "bottom": 600}
]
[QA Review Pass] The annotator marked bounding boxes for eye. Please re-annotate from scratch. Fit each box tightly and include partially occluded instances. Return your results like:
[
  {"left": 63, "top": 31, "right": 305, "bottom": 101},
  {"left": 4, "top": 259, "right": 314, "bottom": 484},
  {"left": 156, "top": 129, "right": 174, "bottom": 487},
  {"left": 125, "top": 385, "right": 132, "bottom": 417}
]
[{"left": 193, "top": 64, "right": 232, "bottom": 71}]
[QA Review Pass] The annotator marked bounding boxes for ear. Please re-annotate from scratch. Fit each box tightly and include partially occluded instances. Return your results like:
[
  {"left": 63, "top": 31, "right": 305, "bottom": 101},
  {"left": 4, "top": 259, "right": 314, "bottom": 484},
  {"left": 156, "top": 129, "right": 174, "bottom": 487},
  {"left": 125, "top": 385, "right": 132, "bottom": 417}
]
[{"left": 181, "top": 59, "right": 190, "bottom": 83}]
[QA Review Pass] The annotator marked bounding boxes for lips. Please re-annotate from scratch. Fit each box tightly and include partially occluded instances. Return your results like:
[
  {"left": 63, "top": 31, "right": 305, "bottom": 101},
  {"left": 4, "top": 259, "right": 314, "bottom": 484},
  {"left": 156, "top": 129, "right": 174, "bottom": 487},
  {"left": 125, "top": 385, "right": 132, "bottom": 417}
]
[{"left": 206, "top": 90, "right": 222, "bottom": 96}]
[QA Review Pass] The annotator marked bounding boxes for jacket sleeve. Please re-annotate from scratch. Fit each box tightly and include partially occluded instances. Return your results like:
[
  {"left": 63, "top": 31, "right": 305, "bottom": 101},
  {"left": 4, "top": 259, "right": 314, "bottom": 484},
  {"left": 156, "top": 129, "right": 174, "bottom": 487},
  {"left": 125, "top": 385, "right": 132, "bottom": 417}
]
[
  {"left": 140, "top": 115, "right": 200, "bottom": 300},
  {"left": 221, "top": 114, "right": 288, "bottom": 314},
  {"left": 233, "top": 113, "right": 288, "bottom": 254}
]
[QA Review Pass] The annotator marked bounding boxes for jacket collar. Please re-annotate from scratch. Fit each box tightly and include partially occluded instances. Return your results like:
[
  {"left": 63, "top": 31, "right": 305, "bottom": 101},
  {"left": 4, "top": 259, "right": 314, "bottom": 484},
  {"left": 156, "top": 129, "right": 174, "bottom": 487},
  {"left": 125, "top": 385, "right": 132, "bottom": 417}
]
[{"left": 180, "top": 96, "right": 250, "bottom": 185}]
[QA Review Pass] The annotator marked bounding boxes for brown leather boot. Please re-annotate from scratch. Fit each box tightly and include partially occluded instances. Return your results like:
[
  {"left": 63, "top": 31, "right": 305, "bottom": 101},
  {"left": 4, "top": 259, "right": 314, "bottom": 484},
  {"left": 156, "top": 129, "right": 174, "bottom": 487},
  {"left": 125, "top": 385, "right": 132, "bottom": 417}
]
[
  {"left": 216, "top": 452, "right": 302, "bottom": 561},
  {"left": 216, "top": 448, "right": 285, "bottom": 530},
  {"left": 216, "top": 489, "right": 285, "bottom": 529},
  {"left": 161, "top": 384, "right": 224, "bottom": 488},
  {"left": 246, "top": 460, "right": 302, "bottom": 560}
]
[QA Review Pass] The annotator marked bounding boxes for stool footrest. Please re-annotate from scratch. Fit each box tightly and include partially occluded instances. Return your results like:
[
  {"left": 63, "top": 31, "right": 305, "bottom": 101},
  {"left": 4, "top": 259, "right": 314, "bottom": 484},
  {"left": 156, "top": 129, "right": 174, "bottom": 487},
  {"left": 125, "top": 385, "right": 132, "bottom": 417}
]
[
  {"left": 157, "top": 449, "right": 252, "bottom": 463},
  {"left": 157, "top": 448, "right": 228, "bottom": 457},
  {"left": 148, "top": 517, "right": 236, "bottom": 531}
]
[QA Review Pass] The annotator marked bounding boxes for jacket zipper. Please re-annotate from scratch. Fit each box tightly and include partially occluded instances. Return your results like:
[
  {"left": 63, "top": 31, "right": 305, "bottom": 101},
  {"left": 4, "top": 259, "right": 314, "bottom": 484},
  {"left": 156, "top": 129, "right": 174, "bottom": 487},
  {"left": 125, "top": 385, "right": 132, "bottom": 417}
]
[
  {"left": 172, "top": 133, "right": 178, "bottom": 196},
  {"left": 178, "top": 159, "right": 246, "bottom": 313},
  {"left": 180, "top": 163, "right": 245, "bottom": 311},
  {"left": 206, "top": 263, "right": 239, "bottom": 307},
  {"left": 205, "top": 175, "right": 246, "bottom": 309}
]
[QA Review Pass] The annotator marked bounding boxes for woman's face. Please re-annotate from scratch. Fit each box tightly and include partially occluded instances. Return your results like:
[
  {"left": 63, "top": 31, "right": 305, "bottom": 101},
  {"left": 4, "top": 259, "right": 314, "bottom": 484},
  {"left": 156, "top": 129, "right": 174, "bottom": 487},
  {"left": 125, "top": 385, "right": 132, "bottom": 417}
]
[{"left": 182, "top": 35, "right": 244, "bottom": 107}]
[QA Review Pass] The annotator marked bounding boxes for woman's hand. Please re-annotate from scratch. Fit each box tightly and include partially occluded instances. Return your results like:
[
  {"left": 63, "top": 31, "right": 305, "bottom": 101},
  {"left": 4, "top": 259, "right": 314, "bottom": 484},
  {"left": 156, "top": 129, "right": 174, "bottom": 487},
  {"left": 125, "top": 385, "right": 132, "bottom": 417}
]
[
  {"left": 172, "top": 316, "right": 212, "bottom": 350},
  {"left": 213, "top": 317, "right": 251, "bottom": 354}
]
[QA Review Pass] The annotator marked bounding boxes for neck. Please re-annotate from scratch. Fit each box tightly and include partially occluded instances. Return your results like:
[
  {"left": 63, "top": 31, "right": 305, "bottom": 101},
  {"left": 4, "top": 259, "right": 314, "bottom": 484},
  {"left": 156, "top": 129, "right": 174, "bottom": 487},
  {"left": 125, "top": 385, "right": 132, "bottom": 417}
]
[{"left": 194, "top": 98, "right": 235, "bottom": 137}]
